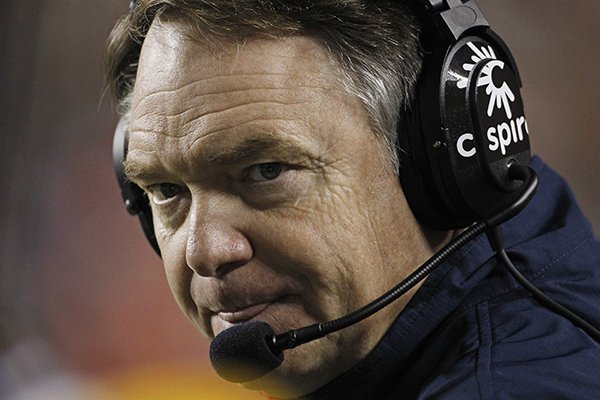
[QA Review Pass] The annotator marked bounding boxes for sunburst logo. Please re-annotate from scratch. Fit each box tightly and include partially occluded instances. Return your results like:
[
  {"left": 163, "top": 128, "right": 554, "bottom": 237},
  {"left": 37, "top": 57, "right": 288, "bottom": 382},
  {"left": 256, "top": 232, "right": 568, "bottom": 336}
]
[
  {"left": 477, "top": 60, "right": 515, "bottom": 119},
  {"left": 456, "top": 42, "right": 497, "bottom": 89},
  {"left": 456, "top": 42, "right": 515, "bottom": 119}
]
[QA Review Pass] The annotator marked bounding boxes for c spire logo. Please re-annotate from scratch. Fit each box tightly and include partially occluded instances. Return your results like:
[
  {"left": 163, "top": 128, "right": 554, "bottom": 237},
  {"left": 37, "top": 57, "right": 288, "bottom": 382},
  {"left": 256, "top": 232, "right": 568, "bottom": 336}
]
[{"left": 454, "top": 41, "right": 529, "bottom": 160}]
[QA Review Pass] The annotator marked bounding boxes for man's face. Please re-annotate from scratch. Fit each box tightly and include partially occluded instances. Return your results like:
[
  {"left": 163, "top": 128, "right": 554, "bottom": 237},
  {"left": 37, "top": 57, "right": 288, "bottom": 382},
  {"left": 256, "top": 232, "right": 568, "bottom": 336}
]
[{"left": 126, "top": 19, "right": 433, "bottom": 397}]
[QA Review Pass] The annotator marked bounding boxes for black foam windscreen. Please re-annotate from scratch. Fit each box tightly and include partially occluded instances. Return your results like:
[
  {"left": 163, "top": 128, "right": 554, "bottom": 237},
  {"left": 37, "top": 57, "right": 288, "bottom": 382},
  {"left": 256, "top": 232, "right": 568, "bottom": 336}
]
[{"left": 209, "top": 321, "right": 284, "bottom": 383}]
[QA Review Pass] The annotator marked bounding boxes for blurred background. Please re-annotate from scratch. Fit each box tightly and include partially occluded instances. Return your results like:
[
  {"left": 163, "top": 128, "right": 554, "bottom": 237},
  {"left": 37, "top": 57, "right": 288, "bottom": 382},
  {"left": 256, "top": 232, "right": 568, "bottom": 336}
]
[{"left": 1, "top": 1, "right": 598, "bottom": 399}]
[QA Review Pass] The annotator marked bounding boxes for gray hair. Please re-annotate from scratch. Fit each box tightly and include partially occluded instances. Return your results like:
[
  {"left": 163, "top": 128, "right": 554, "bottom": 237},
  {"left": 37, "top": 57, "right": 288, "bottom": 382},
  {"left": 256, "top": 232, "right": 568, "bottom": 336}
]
[{"left": 104, "top": 0, "right": 423, "bottom": 170}]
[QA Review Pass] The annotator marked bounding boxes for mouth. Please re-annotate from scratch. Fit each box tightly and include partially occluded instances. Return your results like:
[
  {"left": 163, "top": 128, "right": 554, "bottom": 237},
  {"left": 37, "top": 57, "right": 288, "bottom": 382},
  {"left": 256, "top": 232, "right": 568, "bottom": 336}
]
[
  {"left": 217, "top": 303, "right": 272, "bottom": 323},
  {"left": 206, "top": 295, "right": 319, "bottom": 344},
  {"left": 210, "top": 300, "right": 278, "bottom": 338}
]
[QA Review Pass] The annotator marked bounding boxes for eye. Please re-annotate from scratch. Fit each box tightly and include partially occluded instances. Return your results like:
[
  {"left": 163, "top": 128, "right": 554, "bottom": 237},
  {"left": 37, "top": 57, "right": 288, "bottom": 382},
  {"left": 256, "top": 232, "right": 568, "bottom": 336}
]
[
  {"left": 147, "top": 183, "right": 182, "bottom": 203},
  {"left": 245, "top": 163, "right": 287, "bottom": 182}
]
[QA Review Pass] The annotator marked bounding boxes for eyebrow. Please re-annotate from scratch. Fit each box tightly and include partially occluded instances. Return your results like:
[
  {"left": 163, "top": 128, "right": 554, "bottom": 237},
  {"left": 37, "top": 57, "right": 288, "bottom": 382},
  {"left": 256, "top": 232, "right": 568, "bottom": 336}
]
[
  {"left": 123, "top": 155, "right": 162, "bottom": 184},
  {"left": 123, "top": 133, "right": 313, "bottom": 183},
  {"left": 206, "top": 135, "right": 309, "bottom": 165}
]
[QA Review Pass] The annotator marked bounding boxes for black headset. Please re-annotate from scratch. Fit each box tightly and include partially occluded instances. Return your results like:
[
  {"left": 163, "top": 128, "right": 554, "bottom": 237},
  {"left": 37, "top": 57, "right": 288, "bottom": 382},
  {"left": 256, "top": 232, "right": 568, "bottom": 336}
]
[
  {"left": 113, "top": 0, "right": 531, "bottom": 255},
  {"left": 399, "top": 0, "right": 530, "bottom": 230}
]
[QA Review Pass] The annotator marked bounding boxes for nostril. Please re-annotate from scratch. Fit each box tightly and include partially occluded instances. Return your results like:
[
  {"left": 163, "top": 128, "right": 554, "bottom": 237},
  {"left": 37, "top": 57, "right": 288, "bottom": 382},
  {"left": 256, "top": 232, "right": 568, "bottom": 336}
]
[{"left": 214, "top": 260, "right": 248, "bottom": 279}]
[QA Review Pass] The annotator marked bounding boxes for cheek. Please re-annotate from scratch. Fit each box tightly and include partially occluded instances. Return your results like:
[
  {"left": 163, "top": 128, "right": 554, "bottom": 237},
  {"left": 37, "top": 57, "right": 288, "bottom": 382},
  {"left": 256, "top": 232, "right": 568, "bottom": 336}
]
[
  {"left": 156, "top": 222, "right": 201, "bottom": 330},
  {"left": 249, "top": 196, "right": 383, "bottom": 317},
  {"left": 163, "top": 257, "right": 192, "bottom": 312},
  {"left": 287, "top": 174, "right": 414, "bottom": 308}
]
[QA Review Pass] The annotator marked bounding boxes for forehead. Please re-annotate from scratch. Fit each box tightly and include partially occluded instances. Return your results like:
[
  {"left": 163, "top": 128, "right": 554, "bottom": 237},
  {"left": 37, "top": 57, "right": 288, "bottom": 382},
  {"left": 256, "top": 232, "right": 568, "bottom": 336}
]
[
  {"left": 132, "top": 19, "right": 343, "bottom": 111},
  {"left": 128, "top": 19, "right": 356, "bottom": 149},
  {"left": 126, "top": 19, "right": 376, "bottom": 181}
]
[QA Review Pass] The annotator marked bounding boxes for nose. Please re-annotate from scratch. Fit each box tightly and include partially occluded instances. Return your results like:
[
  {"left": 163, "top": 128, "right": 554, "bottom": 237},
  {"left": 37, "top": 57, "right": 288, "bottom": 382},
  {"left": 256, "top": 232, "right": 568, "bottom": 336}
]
[{"left": 184, "top": 202, "right": 252, "bottom": 278}]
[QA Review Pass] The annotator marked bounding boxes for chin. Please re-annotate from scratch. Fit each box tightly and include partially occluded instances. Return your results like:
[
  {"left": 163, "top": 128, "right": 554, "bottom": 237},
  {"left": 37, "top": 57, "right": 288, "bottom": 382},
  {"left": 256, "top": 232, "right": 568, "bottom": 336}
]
[{"left": 238, "top": 336, "right": 348, "bottom": 399}]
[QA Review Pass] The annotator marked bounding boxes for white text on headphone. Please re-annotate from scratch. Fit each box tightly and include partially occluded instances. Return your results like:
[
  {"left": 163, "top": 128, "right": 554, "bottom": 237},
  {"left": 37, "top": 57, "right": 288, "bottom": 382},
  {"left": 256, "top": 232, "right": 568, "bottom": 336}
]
[{"left": 457, "top": 116, "right": 529, "bottom": 158}]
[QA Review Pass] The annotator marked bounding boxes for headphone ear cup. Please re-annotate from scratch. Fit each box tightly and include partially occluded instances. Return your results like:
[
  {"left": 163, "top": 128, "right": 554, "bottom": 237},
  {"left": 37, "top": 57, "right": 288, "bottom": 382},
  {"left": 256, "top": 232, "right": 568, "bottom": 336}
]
[
  {"left": 400, "top": 31, "right": 530, "bottom": 230},
  {"left": 399, "top": 95, "right": 472, "bottom": 230},
  {"left": 113, "top": 118, "right": 161, "bottom": 256}
]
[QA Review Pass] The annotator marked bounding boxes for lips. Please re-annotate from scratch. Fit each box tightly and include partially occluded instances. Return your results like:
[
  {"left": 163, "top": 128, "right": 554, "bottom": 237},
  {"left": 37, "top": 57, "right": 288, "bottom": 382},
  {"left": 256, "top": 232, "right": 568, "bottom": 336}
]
[
  {"left": 217, "top": 302, "right": 272, "bottom": 323},
  {"left": 189, "top": 270, "right": 302, "bottom": 338},
  {"left": 210, "top": 301, "right": 281, "bottom": 339}
]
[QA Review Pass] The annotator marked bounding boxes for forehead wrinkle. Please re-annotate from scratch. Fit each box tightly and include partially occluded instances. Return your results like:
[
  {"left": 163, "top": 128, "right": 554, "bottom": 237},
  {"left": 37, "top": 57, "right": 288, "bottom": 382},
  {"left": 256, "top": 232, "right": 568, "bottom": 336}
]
[
  {"left": 179, "top": 99, "right": 312, "bottom": 136},
  {"left": 132, "top": 78, "right": 331, "bottom": 141},
  {"left": 134, "top": 77, "right": 333, "bottom": 117},
  {"left": 183, "top": 121, "right": 318, "bottom": 171},
  {"left": 137, "top": 72, "right": 310, "bottom": 98}
]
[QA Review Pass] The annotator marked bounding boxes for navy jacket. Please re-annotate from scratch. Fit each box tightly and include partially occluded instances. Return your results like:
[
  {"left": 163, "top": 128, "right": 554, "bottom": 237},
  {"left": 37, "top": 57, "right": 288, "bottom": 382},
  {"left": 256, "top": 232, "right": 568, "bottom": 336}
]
[{"left": 304, "top": 157, "right": 600, "bottom": 399}]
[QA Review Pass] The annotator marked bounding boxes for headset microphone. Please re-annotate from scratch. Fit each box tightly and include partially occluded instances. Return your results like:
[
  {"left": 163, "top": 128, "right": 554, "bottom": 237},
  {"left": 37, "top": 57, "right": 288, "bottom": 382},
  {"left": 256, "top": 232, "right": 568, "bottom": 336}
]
[{"left": 210, "top": 320, "right": 282, "bottom": 382}]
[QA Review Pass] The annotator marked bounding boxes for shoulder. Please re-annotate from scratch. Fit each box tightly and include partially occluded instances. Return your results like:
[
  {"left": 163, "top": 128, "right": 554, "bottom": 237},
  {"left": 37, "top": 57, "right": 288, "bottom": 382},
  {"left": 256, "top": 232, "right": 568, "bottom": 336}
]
[
  {"left": 484, "top": 295, "right": 600, "bottom": 399},
  {"left": 408, "top": 157, "right": 600, "bottom": 399},
  {"left": 417, "top": 295, "right": 600, "bottom": 400}
]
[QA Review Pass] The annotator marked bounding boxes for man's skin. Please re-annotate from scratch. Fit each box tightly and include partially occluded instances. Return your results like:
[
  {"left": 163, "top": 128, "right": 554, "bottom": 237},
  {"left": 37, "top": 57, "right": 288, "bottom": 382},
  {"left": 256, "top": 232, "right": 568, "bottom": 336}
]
[{"left": 124, "top": 18, "right": 441, "bottom": 398}]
